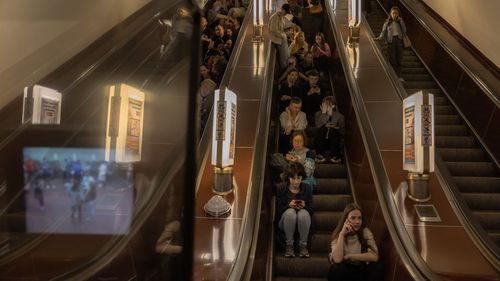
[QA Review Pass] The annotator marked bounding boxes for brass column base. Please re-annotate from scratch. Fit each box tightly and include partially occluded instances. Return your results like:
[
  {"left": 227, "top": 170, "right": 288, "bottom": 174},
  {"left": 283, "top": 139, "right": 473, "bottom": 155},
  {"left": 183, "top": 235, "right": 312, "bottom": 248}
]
[
  {"left": 213, "top": 167, "right": 233, "bottom": 195},
  {"left": 407, "top": 173, "right": 431, "bottom": 202}
]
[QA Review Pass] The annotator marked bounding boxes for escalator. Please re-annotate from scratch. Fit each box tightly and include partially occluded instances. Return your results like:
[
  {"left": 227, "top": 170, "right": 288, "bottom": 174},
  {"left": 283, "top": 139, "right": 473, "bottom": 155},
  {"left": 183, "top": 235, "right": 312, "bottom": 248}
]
[{"left": 367, "top": 0, "right": 500, "bottom": 250}]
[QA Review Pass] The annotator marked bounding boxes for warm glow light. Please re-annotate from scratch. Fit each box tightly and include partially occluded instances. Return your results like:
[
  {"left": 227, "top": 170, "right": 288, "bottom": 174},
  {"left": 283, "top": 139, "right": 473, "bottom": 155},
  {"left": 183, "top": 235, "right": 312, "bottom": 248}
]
[
  {"left": 403, "top": 91, "right": 435, "bottom": 174},
  {"left": 105, "top": 83, "right": 145, "bottom": 163},
  {"left": 348, "top": 0, "right": 361, "bottom": 27},
  {"left": 346, "top": 42, "right": 360, "bottom": 77},
  {"left": 252, "top": 42, "right": 265, "bottom": 77},
  {"left": 212, "top": 88, "right": 237, "bottom": 167}
]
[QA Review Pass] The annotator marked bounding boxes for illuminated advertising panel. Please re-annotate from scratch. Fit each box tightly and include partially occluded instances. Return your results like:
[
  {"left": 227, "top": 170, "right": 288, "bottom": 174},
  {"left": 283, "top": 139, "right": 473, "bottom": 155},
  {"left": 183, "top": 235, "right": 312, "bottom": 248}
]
[
  {"left": 105, "top": 84, "right": 145, "bottom": 163},
  {"left": 211, "top": 88, "right": 237, "bottom": 168},
  {"left": 22, "top": 85, "right": 62, "bottom": 125},
  {"left": 403, "top": 91, "right": 434, "bottom": 174}
]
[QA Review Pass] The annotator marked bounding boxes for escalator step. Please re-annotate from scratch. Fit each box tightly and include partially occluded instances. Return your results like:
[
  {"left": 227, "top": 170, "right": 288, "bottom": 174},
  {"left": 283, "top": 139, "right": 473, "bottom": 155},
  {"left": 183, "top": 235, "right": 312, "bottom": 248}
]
[
  {"left": 435, "top": 114, "right": 460, "bottom": 125},
  {"left": 445, "top": 161, "right": 496, "bottom": 177},
  {"left": 275, "top": 253, "right": 330, "bottom": 278},
  {"left": 435, "top": 136, "right": 476, "bottom": 148},
  {"left": 434, "top": 105, "right": 454, "bottom": 114},
  {"left": 403, "top": 80, "right": 436, "bottom": 89},
  {"left": 315, "top": 178, "right": 350, "bottom": 194},
  {"left": 486, "top": 230, "right": 500, "bottom": 248},
  {"left": 462, "top": 193, "right": 500, "bottom": 210},
  {"left": 472, "top": 211, "right": 500, "bottom": 230},
  {"left": 310, "top": 231, "right": 332, "bottom": 253},
  {"left": 401, "top": 67, "right": 427, "bottom": 74},
  {"left": 433, "top": 96, "right": 448, "bottom": 105},
  {"left": 438, "top": 148, "right": 486, "bottom": 162},
  {"left": 401, "top": 61, "right": 423, "bottom": 68},
  {"left": 402, "top": 56, "right": 419, "bottom": 62},
  {"left": 400, "top": 74, "right": 431, "bottom": 81},
  {"left": 313, "top": 211, "right": 342, "bottom": 231},
  {"left": 435, "top": 125, "right": 468, "bottom": 136},
  {"left": 405, "top": 88, "right": 441, "bottom": 95},
  {"left": 453, "top": 177, "right": 500, "bottom": 193},
  {"left": 314, "top": 164, "right": 347, "bottom": 178},
  {"left": 276, "top": 277, "right": 327, "bottom": 281},
  {"left": 313, "top": 194, "right": 352, "bottom": 212}
]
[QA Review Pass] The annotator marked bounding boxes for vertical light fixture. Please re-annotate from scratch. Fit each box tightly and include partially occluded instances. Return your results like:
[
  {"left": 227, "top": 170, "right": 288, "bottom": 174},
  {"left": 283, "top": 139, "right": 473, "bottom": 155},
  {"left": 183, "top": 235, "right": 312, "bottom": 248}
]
[
  {"left": 402, "top": 91, "right": 435, "bottom": 202},
  {"left": 348, "top": 0, "right": 361, "bottom": 45},
  {"left": 252, "top": 0, "right": 264, "bottom": 42},
  {"left": 204, "top": 88, "right": 238, "bottom": 217}
]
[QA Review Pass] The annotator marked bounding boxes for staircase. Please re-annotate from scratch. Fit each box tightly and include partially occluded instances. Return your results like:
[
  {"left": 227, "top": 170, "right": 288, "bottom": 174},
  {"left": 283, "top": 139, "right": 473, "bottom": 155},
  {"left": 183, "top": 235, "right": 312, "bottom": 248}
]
[{"left": 366, "top": 0, "right": 500, "bottom": 248}]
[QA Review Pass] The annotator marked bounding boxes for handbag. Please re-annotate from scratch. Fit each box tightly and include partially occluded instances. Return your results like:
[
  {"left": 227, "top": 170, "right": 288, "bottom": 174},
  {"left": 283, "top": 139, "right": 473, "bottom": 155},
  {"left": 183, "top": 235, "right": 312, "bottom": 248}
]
[{"left": 402, "top": 33, "right": 412, "bottom": 48}]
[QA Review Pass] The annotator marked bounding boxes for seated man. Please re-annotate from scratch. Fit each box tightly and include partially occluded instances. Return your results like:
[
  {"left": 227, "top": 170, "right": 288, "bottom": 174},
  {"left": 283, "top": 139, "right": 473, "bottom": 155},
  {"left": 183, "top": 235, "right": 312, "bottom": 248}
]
[
  {"left": 301, "top": 69, "right": 325, "bottom": 124},
  {"left": 314, "top": 96, "right": 345, "bottom": 163},
  {"left": 279, "top": 97, "right": 307, "bottom": 154}
]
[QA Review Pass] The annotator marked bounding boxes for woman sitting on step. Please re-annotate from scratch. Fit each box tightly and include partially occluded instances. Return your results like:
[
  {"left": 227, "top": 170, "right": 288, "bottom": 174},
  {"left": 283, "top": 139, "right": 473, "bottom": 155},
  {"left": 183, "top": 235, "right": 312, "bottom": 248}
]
[
  {"left": 328, "top": 203, "right": 383, "bottom": 281},
  {"left": 276, "top": 162, "right": 314, "bottom": 258}
]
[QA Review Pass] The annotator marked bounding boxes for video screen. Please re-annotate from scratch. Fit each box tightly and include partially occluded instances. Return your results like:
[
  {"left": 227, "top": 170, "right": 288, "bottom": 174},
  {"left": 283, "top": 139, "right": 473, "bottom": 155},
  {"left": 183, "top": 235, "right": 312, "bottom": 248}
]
[{"left": 23, "top": 147, "right": 133, "bottom": 235}]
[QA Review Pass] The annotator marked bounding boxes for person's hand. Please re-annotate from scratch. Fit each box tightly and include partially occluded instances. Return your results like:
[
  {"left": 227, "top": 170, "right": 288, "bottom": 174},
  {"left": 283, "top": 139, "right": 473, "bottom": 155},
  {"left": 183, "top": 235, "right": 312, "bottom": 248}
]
[
  {"left": 295, "top": 199, "right": 305, "bottom": 208},
  {"left": 284, "top": 127, "right": 292, "bottom": 135},
  {"left": 340, "top": 219, "right": 354, "bottom": 236},
  {"left": 320, "top": 102, "right": 328, "bottom": 114},
  {"left": 327, "top": 104, "right": 333, "bottom": 116},
  {"left": 281, "top": 95, "right": 292, "bottom": 101},
  {"left": 343, "top": 253, "right": 351, "bottom": 261}
]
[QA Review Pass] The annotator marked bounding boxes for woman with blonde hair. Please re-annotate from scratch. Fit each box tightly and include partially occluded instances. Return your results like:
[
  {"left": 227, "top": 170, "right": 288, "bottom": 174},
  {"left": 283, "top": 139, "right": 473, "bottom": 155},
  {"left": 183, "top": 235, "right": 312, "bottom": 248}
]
[{"left": 289, "top": 31, "right": 309, "bottom": 59}]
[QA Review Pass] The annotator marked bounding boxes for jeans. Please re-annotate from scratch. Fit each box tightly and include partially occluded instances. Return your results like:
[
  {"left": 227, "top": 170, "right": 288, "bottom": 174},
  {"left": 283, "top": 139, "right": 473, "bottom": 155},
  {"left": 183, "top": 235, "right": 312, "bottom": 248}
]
[{"left": 279, "top": 208, "right": 311, "bottom": 245}]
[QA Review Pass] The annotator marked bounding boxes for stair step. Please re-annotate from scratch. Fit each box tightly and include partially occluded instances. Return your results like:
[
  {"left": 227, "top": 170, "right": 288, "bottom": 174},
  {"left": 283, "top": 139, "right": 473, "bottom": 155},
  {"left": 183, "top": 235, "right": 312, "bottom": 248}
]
[
  {"left": 314, "top": 178, "right": 350, "bottom": 194},
  {"left": 454, "top": 177, "right": 500, "bottom": 193},
  {"left": 435, "top": 136, "right": 476, "bottom": 148},
  {"left": 434, "top": 114, "right": 460, "bottom": 125},
  {"left": 403, "top": 80, "right": 436, "bottom": 89},
  {"left": 472, "top": 211, "right": 500, "bottom": 230},
  {"left": 437, "top": 148, "right": 486, "bottom": 162},
  {"left": 462, "top": 193, "right": 500, "bottom": 210},
  {"left": 313, "top": 211, "right": 342, "bottom": 231},
  {"left": 435, "top": 125, "right": 468, "bottom": 136},
  {"left": 400, "top": 74, "right": 431, "bottom": 81},
  {"left": 310, "top": 231, "right": 331, "bottom": 253},
  {"left": 401, "top": 67, "right": 427, "bottom": 74},
  {"left": 313, "top": 194, "right": 352, "bottom": 212},
  {"left": 486, "top": 230, "right": 500, "bottom": 248},
  {"left": 275, "top": 253, "right": 331, "bottom": 278},
  {"left": 401, "top": 61, "right": 423, "bottom": 68},
  {"left": 314, "top": 164, "right": 347, "bottom": 178},
  {"left": 434, "top": 105, "right": 454, "bottom": 114},
  {"left": 402, "top": 56, "right": 419, "bottom": 62},
  {"left": 405, "top": 88, "right": 441, "bottom": 95},
  {"left": 445, "top": 161, "right": 496, "bottom": 177},
  {"left": 433, "top": 96, "right": 448, "bottom": 105}
]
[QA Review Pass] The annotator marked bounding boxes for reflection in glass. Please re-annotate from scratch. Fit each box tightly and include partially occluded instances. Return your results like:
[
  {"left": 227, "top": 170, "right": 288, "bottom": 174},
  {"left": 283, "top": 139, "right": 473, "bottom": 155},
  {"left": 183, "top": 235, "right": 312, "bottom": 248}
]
[{"left": 23, "top": 147, "right": 133, "bottom": 235}]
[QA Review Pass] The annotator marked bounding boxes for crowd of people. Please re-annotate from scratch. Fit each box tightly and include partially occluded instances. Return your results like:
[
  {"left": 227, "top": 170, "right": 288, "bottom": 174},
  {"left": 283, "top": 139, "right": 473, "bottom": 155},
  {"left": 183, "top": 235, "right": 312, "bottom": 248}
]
[{"left": 270, "top": 1, "right": 383, "bottom": 280}]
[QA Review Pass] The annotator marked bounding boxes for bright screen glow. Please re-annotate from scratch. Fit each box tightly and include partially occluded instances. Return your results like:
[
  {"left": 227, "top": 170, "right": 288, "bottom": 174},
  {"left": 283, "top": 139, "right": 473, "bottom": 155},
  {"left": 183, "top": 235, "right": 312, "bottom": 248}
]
[{"left": 23, "top": 147, "right": 133, "bottom": 235}]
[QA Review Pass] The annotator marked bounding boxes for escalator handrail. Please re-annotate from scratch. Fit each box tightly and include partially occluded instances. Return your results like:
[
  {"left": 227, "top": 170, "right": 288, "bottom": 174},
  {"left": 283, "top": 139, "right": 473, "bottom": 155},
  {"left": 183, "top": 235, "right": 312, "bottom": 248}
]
[
  {"left": 399, "top": 0, "right": 499, "bottom": 108},
  {"left": 325, "top": 2, "right": 441, "bottom": 280},
  {"left": 368, "top": 1, "right": 500, "bottom": 269}
]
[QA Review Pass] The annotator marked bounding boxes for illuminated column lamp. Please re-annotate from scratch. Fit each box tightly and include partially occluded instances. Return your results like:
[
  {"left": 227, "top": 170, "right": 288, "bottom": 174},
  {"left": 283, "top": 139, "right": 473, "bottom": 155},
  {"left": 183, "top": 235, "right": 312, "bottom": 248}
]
[
  {"left": 347, "top": 0, "right": 361, "bottom": 45},
  {"left": 22, "top": 85, "right": 62, "bottom": 125},
  {"left": 346, "top": 42, "right": 360, "bottom": 77},
  {"left": 402, "top": 91, "right": 434, "bottom": 202},
  {"left": 105, "top": 83, "right": 145, "bottom": 163},
  {"left": 252, "top": 0, "right": 264, "bottom": 42},
  {"left": 204, "top": 88, "right": 237, "bottom": 217}
]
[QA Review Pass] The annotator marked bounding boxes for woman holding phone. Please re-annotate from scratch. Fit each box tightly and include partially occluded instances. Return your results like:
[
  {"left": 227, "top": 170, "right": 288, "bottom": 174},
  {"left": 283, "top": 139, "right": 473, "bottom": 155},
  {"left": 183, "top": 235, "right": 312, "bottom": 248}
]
[
  {"left": 328, "top": 203, "right": 382, "bottom": 281},
  {"left": 276, "top": 162, "right": 314, "bottom": 258}
]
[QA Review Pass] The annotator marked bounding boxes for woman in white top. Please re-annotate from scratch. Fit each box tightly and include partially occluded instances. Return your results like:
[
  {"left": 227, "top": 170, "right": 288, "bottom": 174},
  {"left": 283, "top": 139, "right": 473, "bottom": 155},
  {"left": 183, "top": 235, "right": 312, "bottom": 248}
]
[{"left": 328, "top": 203, "right": 383, "bottom": 281}]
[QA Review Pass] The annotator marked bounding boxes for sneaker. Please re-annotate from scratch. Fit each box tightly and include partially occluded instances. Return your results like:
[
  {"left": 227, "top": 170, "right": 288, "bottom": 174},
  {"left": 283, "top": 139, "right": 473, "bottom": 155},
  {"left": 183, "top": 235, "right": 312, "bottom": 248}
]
[
  {"left": 331, "top": 157, "right": 341, "bottom": 163},
  {"left": 284, "top": 245, "right": 295, "bottom": 258},
  {"left": 299, "top": 244, "right": 310, "bottom": 258},
  {"left": 315, "top": 154, "right": 326, "bottom": 163}
]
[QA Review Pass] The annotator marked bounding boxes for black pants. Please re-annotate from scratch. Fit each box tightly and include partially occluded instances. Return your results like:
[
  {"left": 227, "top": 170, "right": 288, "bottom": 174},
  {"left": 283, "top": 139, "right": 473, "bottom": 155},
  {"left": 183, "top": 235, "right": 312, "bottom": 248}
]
[
  {"left": 328, "top": 261, "right": 383, "bottom": 281},
  {"left": 315, "top": 126, "right": 342, "bottom": 158},
  {"left": 388, "top": 37, "right": 404, "bottom": 76}
]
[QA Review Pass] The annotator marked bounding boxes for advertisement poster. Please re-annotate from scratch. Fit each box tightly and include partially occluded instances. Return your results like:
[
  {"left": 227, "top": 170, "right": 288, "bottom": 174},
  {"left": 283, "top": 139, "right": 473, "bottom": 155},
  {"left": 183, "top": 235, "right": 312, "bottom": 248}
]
[
  {"left": 229, "top": 102, "right": 236, "bottom": 160},
  {"left": 421, "top": 104, "right": 432, "bottom": 147},
  {"left": 125, "top": 98, "right": 143, "bottom": 158},
  {"left": 404, "top": 106, "right": 415, "bottom": 165},
  {"left": 40, "top": 97, "right": 59, "bottom": 124}
]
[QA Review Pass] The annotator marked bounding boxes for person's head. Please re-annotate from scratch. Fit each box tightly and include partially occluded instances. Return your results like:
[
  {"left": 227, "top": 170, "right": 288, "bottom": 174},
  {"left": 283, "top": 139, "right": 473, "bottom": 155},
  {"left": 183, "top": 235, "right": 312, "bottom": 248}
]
[
  {"left": 291, "top": 130, "right": 307, "bottom": 150},
  {"left": 304, "top": 51, "right": 314, "bottom": 64},
  {"left": 288, "top": 97, "right": 302, "bottom": 114},
  {"left": 224, "top": 39, "right": 233, "bottom": 49},
  {"left": 322, "top": 95, "right": 337, "bottom": 110},
  {"left": 200, "top": 63, "right": 211, "bottom": 79},
  {"left": 280, "top": 3, "right": 291, "bottom": 16},
  {"left": 315, "top": 32, "right": 326, "bottom": 45},
  {"left": 286, "top": 68, "right": 299, "bottom": 83},
  {"left": 332, "top": 203, "right": 366, "bottom": 238},
  {"left": 306, "top": 69, "right": 320, "bottom": 86},
  {"left": 294, "top": 31, "right": 305, "bottom": 43},
  {"left": 200, "top": 16, "right": 208, "bottom": 29},
  {"left": 287, "top": 56, "right": 298, "bottom": 67},
  {"left": 284, "top": 162, "right": 306, "bottom": 188},
  {"left": 388, "top": 6, "right": 401, "bottom": 22},
  {"left": 214, "top": 25, "right": 225, "bottom": 36},
  {"left": 177, "top": 7, "right": 190, "bottom": 17}
]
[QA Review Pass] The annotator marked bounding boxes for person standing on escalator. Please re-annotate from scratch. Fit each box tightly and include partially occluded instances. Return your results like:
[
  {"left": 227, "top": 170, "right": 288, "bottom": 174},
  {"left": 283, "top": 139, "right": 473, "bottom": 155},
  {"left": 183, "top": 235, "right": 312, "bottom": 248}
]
[{"left": 375, "top": 6, "right": 406, "bottom": 82}]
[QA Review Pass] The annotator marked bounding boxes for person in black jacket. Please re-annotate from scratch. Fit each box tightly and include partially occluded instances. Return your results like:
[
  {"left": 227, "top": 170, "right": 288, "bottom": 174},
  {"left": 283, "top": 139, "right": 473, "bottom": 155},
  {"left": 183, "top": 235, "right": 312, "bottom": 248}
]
[{"left": 276, "top": 162, "right": 314, "bottom": 258}]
